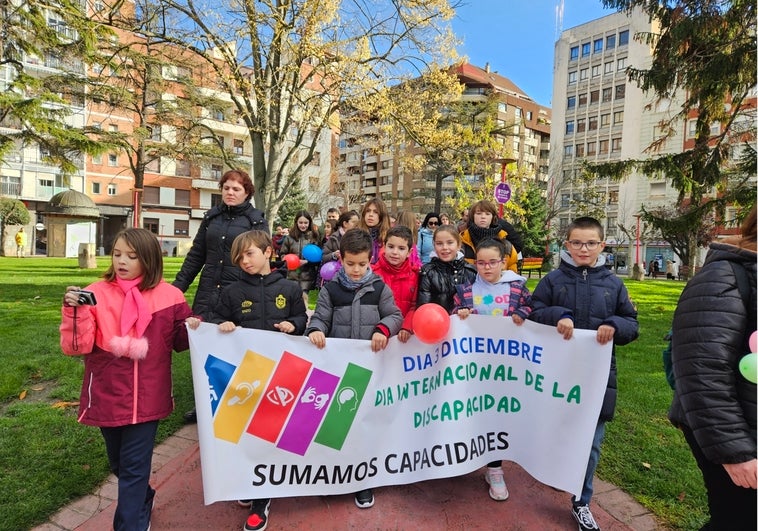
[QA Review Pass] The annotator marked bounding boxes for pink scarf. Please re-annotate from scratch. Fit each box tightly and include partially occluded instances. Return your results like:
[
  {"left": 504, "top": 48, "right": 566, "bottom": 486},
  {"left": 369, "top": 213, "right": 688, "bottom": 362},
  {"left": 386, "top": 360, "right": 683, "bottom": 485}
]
[{"left": 109, "top": 277, "right": 152, "bottom": 360}]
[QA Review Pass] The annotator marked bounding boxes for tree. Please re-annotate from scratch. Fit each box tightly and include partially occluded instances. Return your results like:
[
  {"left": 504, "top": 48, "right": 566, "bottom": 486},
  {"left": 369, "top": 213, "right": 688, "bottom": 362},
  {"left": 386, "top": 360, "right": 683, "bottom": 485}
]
[
  {"left": 512, "top": 181, "right": 550, "bottom": 258},
  {"left": 154, "top": 0, "right": 459, "bottom": 226},
  {"left": 0, "top": 0, "right": 111, "bottom": 173},
  {"left": 0, "top": 197, "right": 31, "bottom": 255},
  {"left": 595, "top": 0, "right": 757, "bottom": 266},
  {"left": 276, "top": 181, "right": 307, "bottom": 229},
  {"left": 642, "top": 202, "right": 717, "bottom": 269}
]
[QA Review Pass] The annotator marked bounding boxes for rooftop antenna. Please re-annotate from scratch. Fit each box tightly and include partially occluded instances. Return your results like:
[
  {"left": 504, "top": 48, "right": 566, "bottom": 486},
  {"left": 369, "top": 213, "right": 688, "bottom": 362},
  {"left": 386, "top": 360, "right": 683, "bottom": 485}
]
[{"left": 555, "top": 0, "right": 564, "bottom": 40}]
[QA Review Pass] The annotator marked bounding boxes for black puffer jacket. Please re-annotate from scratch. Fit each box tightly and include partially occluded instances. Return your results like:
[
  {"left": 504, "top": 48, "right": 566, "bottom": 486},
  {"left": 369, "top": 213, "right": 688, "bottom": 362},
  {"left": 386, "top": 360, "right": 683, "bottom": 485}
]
[
  {"left": 208, "top": 270, "right": 308, "bottom": 334},
  {"left": 173, "top": 201, "right": 268, "bottom": 318},
  {"left": 417, "top": 254, "right": 477, "bottom": 313},
  {"left": 669, "top": 243, "right": 757, "bottom": 464}
]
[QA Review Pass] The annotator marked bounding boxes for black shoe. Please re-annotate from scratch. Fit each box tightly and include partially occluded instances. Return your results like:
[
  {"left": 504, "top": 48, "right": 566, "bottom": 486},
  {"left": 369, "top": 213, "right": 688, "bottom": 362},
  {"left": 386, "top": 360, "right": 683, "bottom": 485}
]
[
  {"left": 183, "top": 408, "right": 197, "bottom": 424},
  {"left": 571, "top": 504, "right": 600, "bottom": 531},
  {"left": 244, "top": 498, "right": 270, "bottom": 531},
  {"left": 354, "top": 488, "right": 374, "bottom": 509},
  {"left": 237, "top": 499, "right": 252, "bottom": 508}
]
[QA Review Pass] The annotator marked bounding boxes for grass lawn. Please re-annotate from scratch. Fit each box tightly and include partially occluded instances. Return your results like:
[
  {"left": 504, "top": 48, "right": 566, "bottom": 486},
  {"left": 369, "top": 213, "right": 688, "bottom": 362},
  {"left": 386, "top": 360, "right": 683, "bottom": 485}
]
[{"left": 0, "top": 258, "right": 705, "bottom": 530}]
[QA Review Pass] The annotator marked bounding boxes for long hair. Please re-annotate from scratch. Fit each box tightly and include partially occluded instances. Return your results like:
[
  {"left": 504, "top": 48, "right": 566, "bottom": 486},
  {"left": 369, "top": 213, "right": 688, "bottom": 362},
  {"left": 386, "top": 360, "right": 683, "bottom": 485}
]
[
  {"left": 103, "top": 228, "right": 163, "bottom": 290},
  {"left": 394, "top": 210, "right": 418, "bottom": 245},
  {"left": 359, "top": 198, "right": 391, "bottom": 242},
  {"left": 289, "top": 210, "right": 315, "bottom": 240}
]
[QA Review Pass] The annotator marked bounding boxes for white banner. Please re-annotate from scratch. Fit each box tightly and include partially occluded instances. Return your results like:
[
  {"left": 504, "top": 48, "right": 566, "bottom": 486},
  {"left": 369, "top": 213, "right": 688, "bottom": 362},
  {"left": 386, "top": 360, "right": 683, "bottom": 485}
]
[{"left": 187, "top": 316, "right": 611, "bottom": 504}]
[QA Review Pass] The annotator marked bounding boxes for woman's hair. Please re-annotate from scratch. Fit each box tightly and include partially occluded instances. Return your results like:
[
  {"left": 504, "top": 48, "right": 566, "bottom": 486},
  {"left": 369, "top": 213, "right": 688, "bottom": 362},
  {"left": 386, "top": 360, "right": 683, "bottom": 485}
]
[
  {"left": 231, "top": 230, "right": 272, "bottom": 264},
  {"left": 337, "top": 210, "right": 358, "bottom": 230},
  {"left": 323, "top": 219, "right": 337, "bottom": 237},
  {"left": 103, "top": 228, "right": 163, "bottom": 290},
  {"left": 421, "top": 212, "right": 440, "bottom": 228},
  {"left": 340, "top": 228, "right": 374, "bottom": 258},
  {"left": 468, "top": 200, "right": 499, "bottom": 228},
  {"left": 394, "top": 210, "right": 418, "bottom": 244},
  {"left": 732, "top": 206, "right": 757, "bottom": 251},
  {"left": 289, "top": 210, "right": 315, "bottom": 239},
  {"left": 359, "top": 198, "right": 391, "bottom": 241},
  {"left": 433, "top": 224, "right": 462, "bottom": 245},
  {"left": 219, "top": 170, "right": 255, "bottom": 201}
]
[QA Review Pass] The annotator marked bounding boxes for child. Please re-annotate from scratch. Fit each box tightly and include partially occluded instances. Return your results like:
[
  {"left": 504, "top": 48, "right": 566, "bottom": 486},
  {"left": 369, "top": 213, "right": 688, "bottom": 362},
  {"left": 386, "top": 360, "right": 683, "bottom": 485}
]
[
  {"left": 529, "top": 217, "right": 638, "bottom": 531},
  {"left": 460, "top": 200, "right": 519, "bottom": 272},
  {"left": 417, "top": 224, "right": 477, "bottom": 313},
  {"left": 321, "top": 210, "right": 359, "bottom": 264},
  {"left": 279, "top": 210, "right": 321, "bottom": 299},
  {"left": 358, "top": 198, "right": 391, "bottom": 264},
  {"left": 306, "top": 228, "right": 403, "bottom": 509},
  {"left": 60, "top": 228, "right": 201, "bottom": 531},
  {"left": 452, "top": 238, "right": 532, "bottom": 501},
  {"left": 210, "top": 230, "right": 308, "bottom": 531},
  {"left": 372, "top": 225, "right": 420, "bottom": 343}
]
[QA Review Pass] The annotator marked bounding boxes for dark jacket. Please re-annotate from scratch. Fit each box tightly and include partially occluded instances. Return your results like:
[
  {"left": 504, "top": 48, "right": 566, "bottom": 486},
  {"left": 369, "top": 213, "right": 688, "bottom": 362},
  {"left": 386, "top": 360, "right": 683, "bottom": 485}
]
[
  {"left": 668, "top": 243, "right": 757, "bottom": 464},
  {"left": 173, "top": 201, "right": 267, "bottom": 318},
  {"left": 209, "top": 270, "right": 308, "bottom": 334},
  {"left": 529, "top": 251, "right": 639, "bottom": 421},
  {"left": 305, "top": 273, "right": 403, "bottom": 340},
  {"left": 417, "top": 254, "right": 478, "bottom": 313},
  {"left": 279, "top": 231, "right": 320, "bottom": 285}
]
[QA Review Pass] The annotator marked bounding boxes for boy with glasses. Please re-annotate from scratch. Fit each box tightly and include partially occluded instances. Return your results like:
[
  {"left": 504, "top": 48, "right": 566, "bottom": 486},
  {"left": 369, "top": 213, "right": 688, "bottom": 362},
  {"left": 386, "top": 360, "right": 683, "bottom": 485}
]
[
  {"left": 529, "top": 217, "right": 639, "bottom": 531},
  {"left": 452, "top": 237, "right": 532, "bottom": 502}
]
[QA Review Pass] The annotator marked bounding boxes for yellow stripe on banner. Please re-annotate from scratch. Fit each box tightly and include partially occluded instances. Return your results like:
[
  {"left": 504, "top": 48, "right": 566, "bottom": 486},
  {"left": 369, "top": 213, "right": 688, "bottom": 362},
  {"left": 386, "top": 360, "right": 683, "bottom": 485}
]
[{"left": 213, "top": 350, "right": 276, "bottom": 443}]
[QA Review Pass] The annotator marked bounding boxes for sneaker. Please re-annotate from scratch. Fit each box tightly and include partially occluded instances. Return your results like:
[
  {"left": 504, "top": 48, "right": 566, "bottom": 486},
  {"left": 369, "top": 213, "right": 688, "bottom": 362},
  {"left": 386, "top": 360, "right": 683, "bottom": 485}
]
[
  {"left": 354, "top": 488, "right": 374, "bottom": 509},
  {"left": 572, "top": 504, "right": 600, "bottom": 531},
  {"left": 243, "top": 498, "right": 270, "bottom": 531},
  {"left": 484, "top": 467, "right": 509, "bottom": 501},
  {"left": 237, "top": 499, "right": 253, "bottom": 508},
  {"left": 183, "top": 408, "right": 197, "bottom": 424}
]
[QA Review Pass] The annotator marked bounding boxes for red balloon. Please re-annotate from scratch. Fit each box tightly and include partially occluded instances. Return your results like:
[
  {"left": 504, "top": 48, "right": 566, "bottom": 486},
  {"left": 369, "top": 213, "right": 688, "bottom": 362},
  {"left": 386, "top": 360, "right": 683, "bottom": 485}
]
[
  {"left": 283, "top": 253, "right": 300, "bottom": 270},
  {"left": 412, "top": 303, "right": 451, "bottom": 344}
]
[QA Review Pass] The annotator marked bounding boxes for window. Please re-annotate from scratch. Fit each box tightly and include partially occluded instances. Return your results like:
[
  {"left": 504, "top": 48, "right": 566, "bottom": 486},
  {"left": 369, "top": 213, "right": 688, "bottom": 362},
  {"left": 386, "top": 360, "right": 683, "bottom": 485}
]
[
  {"left": 608, "top": 190, "right": 619, "bottom": 204},
  {"left": 211, "top": 164, "right": 223, "bottom": 180},
  {"left": 92, "top": 182, "right": 101, "bottom": 194},
  {"left": 143, "top": 186, "right": 160, "bottom": 204},
  {"left": 514, "top": 107, "right": 522, "bottom": 118},
  {"left": 709, "top": 121, "right": 721, "bottom": 136},
  {"left": 92, "top": 153, "right": 102, "bottom": 165},
  {"left": 213, "top": 109, "right": 225, "bottom": 121},
  {"left": 570, "top": 46, "right": 579, "bottom": 60},
  {"left": 604, "top": 62, "right": 613, "bottom": 74},
  {"left": 107, "top": 184, "right": 117, "bottom": 196},
  {"left": 581, "top": 42, "right": 591, "bottom": 57},
  {"left": 590, "top": 90, "right": 599, "bottom": 104},
  {"left": 578, "top": 93, "right": 587, "bottom": 107},
  {"left": 175, "top": 189, "right": 190, "bottom": 206},
  {"left": 233, "top": 139, "right": 244, "bottom": 155},
  {"left": 650, "top": 182, "right": 666, "bottom": 196},
  {"left": 526, "top": 111, "right": 532, "bottom": 121},
  {"left": 175, "top": 159, "right": 191, "bottom": 177},
  {"left": 108, "top": 153, "right": 118, "bottom": 166},
  {"left": 564, "top": 145, "right": 574, "bottom": 157},
  {"left": 611, "top": 137, "right": 622, "bottom": 152},
  {"left": 593, "top": 39, "right": 603, "bottom": 53},
  {"left": 561, "top": 194, "right": 571, "bottom": 208},
  {"left": 211, "top": 193, "right": 222, "bottom": 208},
  {"left": 576, "top": 118, "right": 586, "bottom": 132},
  {"left": 589, "top": 116, "right": 598, "bottom": 131},
  {"left": 567, "top": 96, "right": 576, "bottom": 109},
  {"left": 687, "top": 119, "right": 698, "bottom": 137},
  {"left": 148, "top": 125, "right": 161, "bottom": 141},
  {"left": 174, "top": 219, "right": 189, "bottom": 236},
  {"left": 565, "top": 120, "right": 575, "bottom": 134},
  {"left": 580, "top": 68, "right": 588, "bottom": 80},
  {"left": 576, "top": 143, "right": 585, "bottom": 157},
  {"left": 606, "top": 34, "right": 616, "bottom": 49},
  {"left": 497, "top": 102, "right": 507, "bottom": 113},
  {"left": 310, "top": 151, "right": 321, "bottom": 166},
  {"left": 602, "top": 87, "right": 612, "bottom": 102},
  {"left": 613, "top": 110, "right": 624, "bottom": 124},
  {"left": 600, "top": 113, "right": 610, "bottom": 127},
  {"left": 599, "top": 139, "right": 609, "bottom": 154},
  {"left": 143, "top": 218, "right": 159, "bottom": 234},
  {"left": 618, "top": 30, "right": 629, "bottom": 46},
  {"left": 617, "top": 57, "right": 626, "bottom": 71},
  {"left": 587, "top": 141, "right": 596, "bottom": 155},
  {"left": 615, "top": 84, "right": 626, "bottom": 99},
  {"left": 567, "top": 71, "right": 577, "bottom": 85},
  {"left": 592, "top": 65, "right": 600, "bottom": 77},
  {"left": 108, "top": 124, "right": 118, "bottom": 132},
  {"left": 146, "top": 157, "right": 160, "bottom": 173}
]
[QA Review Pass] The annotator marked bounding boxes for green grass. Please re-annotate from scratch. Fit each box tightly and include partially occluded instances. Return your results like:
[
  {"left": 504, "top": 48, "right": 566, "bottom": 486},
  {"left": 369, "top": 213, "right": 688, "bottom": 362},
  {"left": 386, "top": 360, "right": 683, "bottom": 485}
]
[{"left": 0, "top": 261, "right": 705, "bottom": 530}]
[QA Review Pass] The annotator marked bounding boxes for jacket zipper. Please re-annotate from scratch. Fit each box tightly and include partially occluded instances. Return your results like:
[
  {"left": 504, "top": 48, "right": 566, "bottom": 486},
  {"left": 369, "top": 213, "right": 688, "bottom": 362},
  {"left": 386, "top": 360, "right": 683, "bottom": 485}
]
[{"left": 132, "top": 359, "right": 139, "bottom": 424}]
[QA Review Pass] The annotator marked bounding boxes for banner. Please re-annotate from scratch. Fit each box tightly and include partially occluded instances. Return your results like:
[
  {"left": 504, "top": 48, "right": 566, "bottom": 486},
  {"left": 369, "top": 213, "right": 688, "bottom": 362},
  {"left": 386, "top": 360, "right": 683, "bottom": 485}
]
[{"left": 187, "top": 315, "right": 611, "bottom": 504}]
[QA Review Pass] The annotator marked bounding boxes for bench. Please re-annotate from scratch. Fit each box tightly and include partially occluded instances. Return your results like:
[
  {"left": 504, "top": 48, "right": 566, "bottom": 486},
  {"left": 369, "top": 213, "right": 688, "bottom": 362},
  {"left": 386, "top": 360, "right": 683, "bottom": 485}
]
[
  {"left": 519, "top": 257, "right": 544, "bottom": 278},
  {"left": 677, "top": 265, "right": 691, "bottom": 281}
]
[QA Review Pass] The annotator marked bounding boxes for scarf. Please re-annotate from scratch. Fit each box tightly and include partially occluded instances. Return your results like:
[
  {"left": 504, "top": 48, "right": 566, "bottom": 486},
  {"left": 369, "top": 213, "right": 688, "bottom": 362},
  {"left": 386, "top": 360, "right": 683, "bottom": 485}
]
[
  {"left": 369, "top": 227, "right": 381, "bottom": 264},
  {"left": 468, "top": 222, "right": 501, "bottom": 246},
  {"left": 337, "top": 267, "right": 374, "bottom": 291},
  {"left": 109, "top": 276, "right": 152, "bottom": 360}
]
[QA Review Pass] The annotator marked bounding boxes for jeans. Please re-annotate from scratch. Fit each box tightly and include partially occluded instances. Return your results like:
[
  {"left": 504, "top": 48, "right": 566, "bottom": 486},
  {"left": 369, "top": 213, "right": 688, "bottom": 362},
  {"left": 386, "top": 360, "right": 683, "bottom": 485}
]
[
  {"left": 100, "top": 421, "right": 159, "bottom": 531},
  {"left": 573, "top": 420, "right": 606, "bottom": 506},
  {"left": 682, "top": 424, "right": 757, "bottom": 531}
]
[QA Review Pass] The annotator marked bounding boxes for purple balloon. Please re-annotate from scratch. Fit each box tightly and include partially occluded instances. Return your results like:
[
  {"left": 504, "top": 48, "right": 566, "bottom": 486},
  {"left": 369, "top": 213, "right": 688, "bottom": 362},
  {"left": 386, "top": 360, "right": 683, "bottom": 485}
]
[{"left": 320, "top": 261, "right": 340, "bottom": 281}]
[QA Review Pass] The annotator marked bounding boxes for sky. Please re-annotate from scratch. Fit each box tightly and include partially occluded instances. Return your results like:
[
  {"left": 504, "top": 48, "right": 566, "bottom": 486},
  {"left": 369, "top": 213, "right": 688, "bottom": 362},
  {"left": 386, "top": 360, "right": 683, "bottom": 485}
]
[{"left": 451, "top": 0, "right": 614, "bottom": 107}]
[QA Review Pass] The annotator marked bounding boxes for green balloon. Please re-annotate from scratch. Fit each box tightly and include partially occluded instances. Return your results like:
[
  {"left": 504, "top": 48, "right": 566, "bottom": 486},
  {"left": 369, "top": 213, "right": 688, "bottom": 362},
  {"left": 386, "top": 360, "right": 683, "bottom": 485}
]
[{"left": 739, "top": 353, "right": 757, "bottom": 384}]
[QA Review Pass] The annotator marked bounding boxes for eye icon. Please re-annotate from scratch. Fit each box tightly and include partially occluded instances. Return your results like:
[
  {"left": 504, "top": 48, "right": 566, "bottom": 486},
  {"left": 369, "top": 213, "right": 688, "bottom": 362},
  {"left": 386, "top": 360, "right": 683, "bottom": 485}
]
[{"left": 266, "top": 386, "right": 294, "bottom": 406}]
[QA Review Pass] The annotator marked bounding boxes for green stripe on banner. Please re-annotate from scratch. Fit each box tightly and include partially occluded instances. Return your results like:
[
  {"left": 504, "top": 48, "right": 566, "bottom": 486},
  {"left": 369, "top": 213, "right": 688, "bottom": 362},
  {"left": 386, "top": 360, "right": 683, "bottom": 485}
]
[{"left": 314, "top": 362, "right": 372, "bottom": 450}]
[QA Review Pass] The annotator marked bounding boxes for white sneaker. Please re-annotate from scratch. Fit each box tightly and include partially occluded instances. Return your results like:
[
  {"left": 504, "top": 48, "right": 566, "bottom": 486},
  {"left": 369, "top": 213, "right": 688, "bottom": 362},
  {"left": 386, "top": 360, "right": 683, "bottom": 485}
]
[
  {"left": 484, "top": 467, "right": 509, "bottom": 501},
  {"left": 572, "top": 504, "right": 600, "bottom": 531}
]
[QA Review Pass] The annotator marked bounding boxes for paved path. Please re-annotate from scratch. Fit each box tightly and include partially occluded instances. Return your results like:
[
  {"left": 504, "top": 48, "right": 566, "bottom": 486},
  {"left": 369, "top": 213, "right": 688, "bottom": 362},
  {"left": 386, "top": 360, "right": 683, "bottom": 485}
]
[{"left": 33, "top": 425, "right": 662, "bottom": 531}]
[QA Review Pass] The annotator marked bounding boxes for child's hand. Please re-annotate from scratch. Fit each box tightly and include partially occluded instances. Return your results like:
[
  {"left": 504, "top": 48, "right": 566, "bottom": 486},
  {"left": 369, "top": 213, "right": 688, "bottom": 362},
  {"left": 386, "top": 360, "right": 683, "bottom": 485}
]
[
  {"left": 596, "top": 324, "right": 615, "bottom": 345},
  {"left": 63, "top": 286, "right": 83, "bottom": 307},
  {"left": 274, "top": 321, "right": 295, "bottom": 334},
  {"left": 512, "top": 314, "right": 524, "bottom": 326},
  {"left": 371, "top": 332, "right": 388, "bottom": 352},
  {"left": 557, "top": 317, "right": 574, "bottom": 340},
  {"left": 185, "top": 317, "right": 201, "bottom": 330},
  {"left": 457, "top": 309, "right": 471, "bottom": 320},
  {"left": 218, "top": 322, "right": 237, "bottom": 333},
  {"left": 309, "top": 331, "right": 326, "bottom": 349},
  {"left": 398, "top": 329, "right": 412, "bottom": 343}
]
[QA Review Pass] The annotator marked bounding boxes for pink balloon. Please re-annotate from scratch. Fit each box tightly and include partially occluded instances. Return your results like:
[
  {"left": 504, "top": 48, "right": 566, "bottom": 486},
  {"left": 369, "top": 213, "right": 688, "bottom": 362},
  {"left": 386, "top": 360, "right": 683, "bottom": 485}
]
[
  {"left": 412, "top": 303, "right": 450, "bottom": 344},
  {"left": 750, "top": 331, "right": 757, "bottom": 353},
  {"left": 320, "top": 261, "right": 340, "bottom": 281}
]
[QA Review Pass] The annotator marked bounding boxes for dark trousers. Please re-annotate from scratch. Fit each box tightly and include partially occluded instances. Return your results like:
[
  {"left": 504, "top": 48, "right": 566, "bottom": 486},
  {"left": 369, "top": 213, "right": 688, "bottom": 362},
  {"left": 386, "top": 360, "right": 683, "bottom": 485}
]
[
  {"left": 101, "top": 421, "right": 159, "bottom": 531},
  {"left": 682, "top": 425, "right": 756, "bottom": 531}
]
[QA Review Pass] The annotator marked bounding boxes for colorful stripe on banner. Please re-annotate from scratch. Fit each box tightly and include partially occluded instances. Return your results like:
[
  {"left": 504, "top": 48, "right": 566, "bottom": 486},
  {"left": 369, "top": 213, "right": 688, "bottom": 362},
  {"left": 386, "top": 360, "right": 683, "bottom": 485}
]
[
  {"left": 276, "top": 368, "right": 339, "bottom": 456},
  {"left": 204, "top": 354, "right": 237, "bottom": 416},
  {"left": 213, "top": 350, "right": 275, "bottom": 444},
  {"left": 314, "top": 363, "right": 373, "bottom": 450},
  {"left": 246, "top": 351, "right": 312, "bottom": 442}
]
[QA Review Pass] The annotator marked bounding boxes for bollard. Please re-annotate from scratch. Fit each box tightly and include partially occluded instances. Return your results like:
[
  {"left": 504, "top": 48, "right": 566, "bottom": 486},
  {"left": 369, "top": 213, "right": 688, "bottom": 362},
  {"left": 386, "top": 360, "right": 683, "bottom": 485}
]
[{"left": 78, "top": 243, "right": 97, "bottom": 269}]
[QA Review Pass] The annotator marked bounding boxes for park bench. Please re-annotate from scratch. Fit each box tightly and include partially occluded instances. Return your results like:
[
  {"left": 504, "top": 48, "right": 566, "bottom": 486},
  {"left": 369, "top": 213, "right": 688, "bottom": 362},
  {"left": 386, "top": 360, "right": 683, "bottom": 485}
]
[
  {"left": 677, "top": 265, "right": 694, "bottom": 281},
  {"left": 519, "top": 257, "right": 544, "bottom": 278}
]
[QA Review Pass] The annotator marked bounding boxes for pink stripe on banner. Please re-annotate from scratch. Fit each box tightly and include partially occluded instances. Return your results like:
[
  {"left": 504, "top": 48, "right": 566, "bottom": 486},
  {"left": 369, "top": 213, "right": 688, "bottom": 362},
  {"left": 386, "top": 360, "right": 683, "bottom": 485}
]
[{"left": 276, "top": 368, "right": 339, "bottom": 455}]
